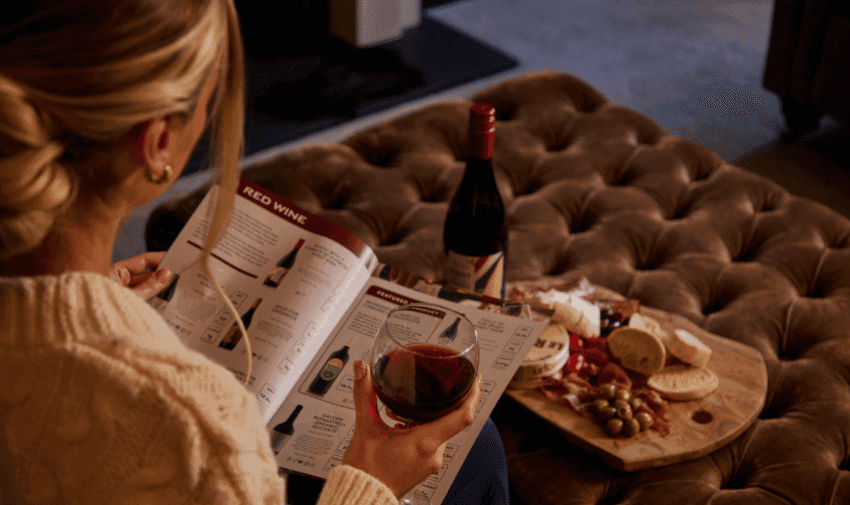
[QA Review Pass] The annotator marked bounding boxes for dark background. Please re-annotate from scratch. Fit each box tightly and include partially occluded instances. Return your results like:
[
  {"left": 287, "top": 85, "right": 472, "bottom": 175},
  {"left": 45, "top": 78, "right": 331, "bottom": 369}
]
[{"left": 181, "top": 0, "right": 517, "bottom": 178}]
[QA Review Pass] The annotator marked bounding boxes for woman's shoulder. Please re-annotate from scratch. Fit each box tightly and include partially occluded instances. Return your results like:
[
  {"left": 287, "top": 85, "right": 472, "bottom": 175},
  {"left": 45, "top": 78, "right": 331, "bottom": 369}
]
[
  {"left": 0, "top": 271, "right": 264, "bottom": 431},
  {"left": 0, "top": 271, "right": 184, "bottom": 349}
]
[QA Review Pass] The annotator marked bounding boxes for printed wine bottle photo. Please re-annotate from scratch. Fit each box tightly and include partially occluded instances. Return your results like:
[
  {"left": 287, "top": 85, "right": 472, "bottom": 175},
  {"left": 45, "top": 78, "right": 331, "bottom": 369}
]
[
  {"left": 437, "top": 317, "right": 462, "bottom": 344},
  {"left": 148, "top": 273, "right": 180, "bottom": 311},
  {"left": 443, "top": 103, "right": 508, "bottom": 299},
  {"left": 308, "top": 336, "right": 355, "bottom": 396},
  {"left": 219, "top": 298, "right": 263, "bottom": 350},
  {"left": 271, "top": 404, "right": 303, "bottom": 455},
  {"left": 263, "top": 238, "right": 305, "bottom": 288}
]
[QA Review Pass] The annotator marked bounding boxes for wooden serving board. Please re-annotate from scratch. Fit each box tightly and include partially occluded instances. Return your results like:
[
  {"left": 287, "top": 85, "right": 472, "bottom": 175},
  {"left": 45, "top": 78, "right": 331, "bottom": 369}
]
[{"left": 505, "top": 307, "right": 768, "bottom": 472}]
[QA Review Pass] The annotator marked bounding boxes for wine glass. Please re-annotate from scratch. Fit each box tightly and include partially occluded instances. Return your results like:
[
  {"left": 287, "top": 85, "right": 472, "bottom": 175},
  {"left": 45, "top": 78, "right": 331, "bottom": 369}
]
[
  {"left": 370, "top": 302, "right": 479, "bottom": 505},
  {"left": 370, "top": 302, "right": 479, "bottom": 425}
]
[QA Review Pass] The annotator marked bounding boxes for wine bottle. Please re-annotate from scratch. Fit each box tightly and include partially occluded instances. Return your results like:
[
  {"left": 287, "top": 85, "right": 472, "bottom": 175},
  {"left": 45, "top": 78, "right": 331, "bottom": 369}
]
[
  {"left": 263, "top": 238, "right": 305, "bottom": 288},
  {"left": 271, "top": 404, "right": 303, "bottom": 455},
  {"left": 149, "top": 273, "right": 180, "bottom": 311},
  {"left": 308, "top": 337, "right": 354, "bottom": 396},
  {"left": 443, "top": 103, "right": 508, "bottom": 299},
  {"left": 437, "top": 317, "right": 462, "bottom": 343},
  {"left": 219, "top": 298, "right": 263, "bottom": 350}
]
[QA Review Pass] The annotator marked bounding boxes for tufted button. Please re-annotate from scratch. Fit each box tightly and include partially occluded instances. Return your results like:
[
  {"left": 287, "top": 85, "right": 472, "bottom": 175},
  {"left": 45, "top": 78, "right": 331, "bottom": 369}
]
[{"left": 344, "top": 130, "right": 403, "bottom": 168}]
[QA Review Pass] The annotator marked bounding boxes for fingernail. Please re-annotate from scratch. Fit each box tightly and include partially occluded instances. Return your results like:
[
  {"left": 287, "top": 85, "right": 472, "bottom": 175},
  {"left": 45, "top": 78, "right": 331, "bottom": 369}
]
[
  {"left": 119, "top": 267, "right": 130, "bottom": 284},
  {"left": 354, "top": 361, "right": 365, "bottom": 381},
  {"left": 156, "top": 268, "right": 172, "bottom": 281}
]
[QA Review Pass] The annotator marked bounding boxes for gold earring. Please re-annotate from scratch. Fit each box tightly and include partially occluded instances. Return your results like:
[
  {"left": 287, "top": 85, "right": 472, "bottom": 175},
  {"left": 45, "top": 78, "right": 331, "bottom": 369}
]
[{"left": 145, "top": 164, "right": 173, "bottom": 184}]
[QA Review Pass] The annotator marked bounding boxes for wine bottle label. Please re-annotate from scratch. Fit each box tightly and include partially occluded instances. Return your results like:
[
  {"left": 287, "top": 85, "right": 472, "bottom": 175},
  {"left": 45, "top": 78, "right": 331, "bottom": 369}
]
[
  {"left": 445, "top": 250, "right": 505, "bottom": 299},
  {"left": 271, "top": 433, "right": 292, "bottom": 454},
  {"left": 149, "top": 297, "right": 167, "bottom": 311},
  {"left": 319, "top": 358, "right": 345, "bottom": 381},
  {"left": 266, "top": 266, "right": 288, "bottom": 285},
  {"left": 222, "top": 326, "right": 241, "bottom": 344}
]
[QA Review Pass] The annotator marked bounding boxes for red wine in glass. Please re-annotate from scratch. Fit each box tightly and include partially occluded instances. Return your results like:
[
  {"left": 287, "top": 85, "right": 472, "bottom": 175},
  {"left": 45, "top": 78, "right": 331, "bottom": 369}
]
[{"left": 372, "top": 343, "right": 477, "bottom": 423}]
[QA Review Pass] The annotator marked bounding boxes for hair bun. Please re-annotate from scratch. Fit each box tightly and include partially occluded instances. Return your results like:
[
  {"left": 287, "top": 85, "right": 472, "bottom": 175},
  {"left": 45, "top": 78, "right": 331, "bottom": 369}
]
[{"left": 0, "top": 74, "right": 74, "bottom": 259}]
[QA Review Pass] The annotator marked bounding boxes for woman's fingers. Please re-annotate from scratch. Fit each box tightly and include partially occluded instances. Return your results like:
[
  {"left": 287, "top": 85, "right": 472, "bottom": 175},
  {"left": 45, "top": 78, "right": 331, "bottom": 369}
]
[
  {"left": 342, "top": 364, "right": 484, "bottom": 498},
  {"left": 130, "top": 268, "right": 173, "bottom": 300},
  {"left": 417, "top": 374, "right": 482, "bottom": 442},
  {"left": 118, "top": 251, "right": 166, "bottom": 275},
  {"left": 111, "top": 252, "right": 166, "bottom": 282},
  {"left": 350, "top": 360, "right": 383, "bottom": 429},
  {"left": 111, "top": 252, "right": 172, "bottom": 300}
]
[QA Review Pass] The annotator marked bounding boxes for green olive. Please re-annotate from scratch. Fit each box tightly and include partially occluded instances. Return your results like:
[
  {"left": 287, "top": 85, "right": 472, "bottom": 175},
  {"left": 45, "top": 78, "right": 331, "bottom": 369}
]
[
  {"left": 635, "top": 412, "right": 653, "bottom": 431},
  {"left": 612, "top": 399, "right": 630, "bottom": 411},
  {"left": 614, "top": 388, "right": 631, "bottom": 402},
  {"left": 592, "top": 399, "right": 610, "bottom": 414},
  {"left": 629, "top": 397, "right": 644, "bottom": 411},
  {"left": 597, "top": 406, "right": 617, "bottom": 422},
  {"left": 605, "top": 418, "right": 624, "bottom": 436},
  {"left": 599, "top": 383, "right": 617, "bottom": 399},
  {"left": 616, "top": 404, "right": 633, "bottom": 420},
  {"left": 623, "top": 418, "right": 641, "bottom": 437}
]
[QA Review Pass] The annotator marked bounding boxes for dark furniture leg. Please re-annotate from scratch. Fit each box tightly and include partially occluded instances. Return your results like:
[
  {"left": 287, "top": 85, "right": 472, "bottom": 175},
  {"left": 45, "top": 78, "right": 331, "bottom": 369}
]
[{"left": 780, "top": 99, "right": 823, "bottom": 142}]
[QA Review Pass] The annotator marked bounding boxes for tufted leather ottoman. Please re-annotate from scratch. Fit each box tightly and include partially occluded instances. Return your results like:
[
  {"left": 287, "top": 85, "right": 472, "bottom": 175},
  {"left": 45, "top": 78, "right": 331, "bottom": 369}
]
[{"left": 146, "top": 71, "right": 850, "bottom": 505}]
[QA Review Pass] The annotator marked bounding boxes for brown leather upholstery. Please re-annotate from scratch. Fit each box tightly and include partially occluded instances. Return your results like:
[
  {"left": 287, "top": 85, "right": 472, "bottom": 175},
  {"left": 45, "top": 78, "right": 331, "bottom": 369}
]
[{"left": 146, "top": 71, "right": 850, "bottom": 504}]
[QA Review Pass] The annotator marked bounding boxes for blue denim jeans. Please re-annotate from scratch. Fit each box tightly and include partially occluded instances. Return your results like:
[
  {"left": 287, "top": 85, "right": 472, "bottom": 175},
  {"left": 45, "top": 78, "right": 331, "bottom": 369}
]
[{"left": 442, "top": 418, "right": 510, "bottom": 505}]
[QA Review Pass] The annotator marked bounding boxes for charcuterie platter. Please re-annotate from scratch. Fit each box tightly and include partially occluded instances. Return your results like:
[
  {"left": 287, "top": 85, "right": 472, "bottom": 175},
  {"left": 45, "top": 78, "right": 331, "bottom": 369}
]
[{"left": 505, "top": 304, "right": 767, "bottom": 472}]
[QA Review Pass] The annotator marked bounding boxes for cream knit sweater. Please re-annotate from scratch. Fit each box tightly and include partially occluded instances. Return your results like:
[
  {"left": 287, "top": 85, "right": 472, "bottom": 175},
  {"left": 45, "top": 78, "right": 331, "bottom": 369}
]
[{"left": 0, "top": 272, "right": 396, "bottom": 505}]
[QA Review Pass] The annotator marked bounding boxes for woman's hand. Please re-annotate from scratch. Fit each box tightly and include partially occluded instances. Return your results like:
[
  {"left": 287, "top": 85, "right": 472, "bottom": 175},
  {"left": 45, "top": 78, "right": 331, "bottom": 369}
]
[
  {"left": 111, "top": 252, "right": 173, "bottom": 300},
  {"left": 342, "top": 360, "right": 482, "bottom": 499}
]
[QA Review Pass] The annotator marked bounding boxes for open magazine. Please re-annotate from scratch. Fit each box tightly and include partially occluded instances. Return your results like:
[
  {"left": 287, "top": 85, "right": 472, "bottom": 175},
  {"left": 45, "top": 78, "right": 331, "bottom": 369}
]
[{"left": 150, "top": 178, "right": 548, "bottom": 505}]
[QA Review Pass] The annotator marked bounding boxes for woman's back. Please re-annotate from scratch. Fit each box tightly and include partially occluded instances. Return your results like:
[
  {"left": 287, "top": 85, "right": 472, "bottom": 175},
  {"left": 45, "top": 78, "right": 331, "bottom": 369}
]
[{"left": 0, "top": 272, "right": 283, "bottom": 504}]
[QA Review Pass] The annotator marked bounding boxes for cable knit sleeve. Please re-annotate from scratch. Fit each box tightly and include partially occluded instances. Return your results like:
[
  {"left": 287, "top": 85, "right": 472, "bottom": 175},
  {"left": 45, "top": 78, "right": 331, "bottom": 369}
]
[{"left": 317, "top": 466, "right": 398, "bottom": 505}]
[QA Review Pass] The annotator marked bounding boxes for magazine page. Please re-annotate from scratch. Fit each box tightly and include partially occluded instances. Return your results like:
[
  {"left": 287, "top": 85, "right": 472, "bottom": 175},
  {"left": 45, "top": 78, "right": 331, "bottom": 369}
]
[
  {"left": 268, "top": 276, "right": 548, "bottom": 505},
  {"left": 151, "top": 178, "right": 377, "bottom": 422}
]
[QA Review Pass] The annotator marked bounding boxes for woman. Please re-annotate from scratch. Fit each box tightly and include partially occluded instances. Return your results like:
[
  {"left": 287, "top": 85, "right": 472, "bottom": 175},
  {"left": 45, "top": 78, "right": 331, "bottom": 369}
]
[{"left": 0, "top": 1, "right": 487, "bottom": 503}]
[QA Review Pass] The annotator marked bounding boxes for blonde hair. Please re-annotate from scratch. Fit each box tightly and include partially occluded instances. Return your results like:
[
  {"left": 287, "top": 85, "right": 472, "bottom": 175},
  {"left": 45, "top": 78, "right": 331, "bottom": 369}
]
[{"left": 0, "top": 0, "right": 245, "bottom": 260}]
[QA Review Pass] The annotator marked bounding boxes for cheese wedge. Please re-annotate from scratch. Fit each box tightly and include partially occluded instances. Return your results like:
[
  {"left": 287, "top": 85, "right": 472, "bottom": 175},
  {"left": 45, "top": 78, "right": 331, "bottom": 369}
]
[
  {"left": 606, "top": 327, "right": 666, "bottom": 376},
  {"left": 529, "top": 291, "right": 557, "bottom": 311},
  {"left": 549, "top": 291, "right": 601, "bottom": 336},
  {"left": 667, "top": 329, "right": 712, "bottom": 368},
  {"left": 647, "top": 364, "right": 719, "bottom": 401},
  {"left": 552, "top": 301, "right": 599, "bottom": 337}
]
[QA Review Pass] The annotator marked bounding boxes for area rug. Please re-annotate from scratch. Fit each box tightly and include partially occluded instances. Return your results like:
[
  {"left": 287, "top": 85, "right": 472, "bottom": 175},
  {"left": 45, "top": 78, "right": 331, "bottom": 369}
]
[{"left": 181, "top": 14, "right": 519, "bottom": 178}]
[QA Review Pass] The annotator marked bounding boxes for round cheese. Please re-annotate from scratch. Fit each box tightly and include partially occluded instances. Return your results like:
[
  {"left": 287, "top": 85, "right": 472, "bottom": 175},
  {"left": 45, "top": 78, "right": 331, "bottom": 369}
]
[
  {"left": 552, "top": 300, "right": 599, "bottom": 337},
  {"left": 509, "top": 323, "right": 570, "bottom": 389}
]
